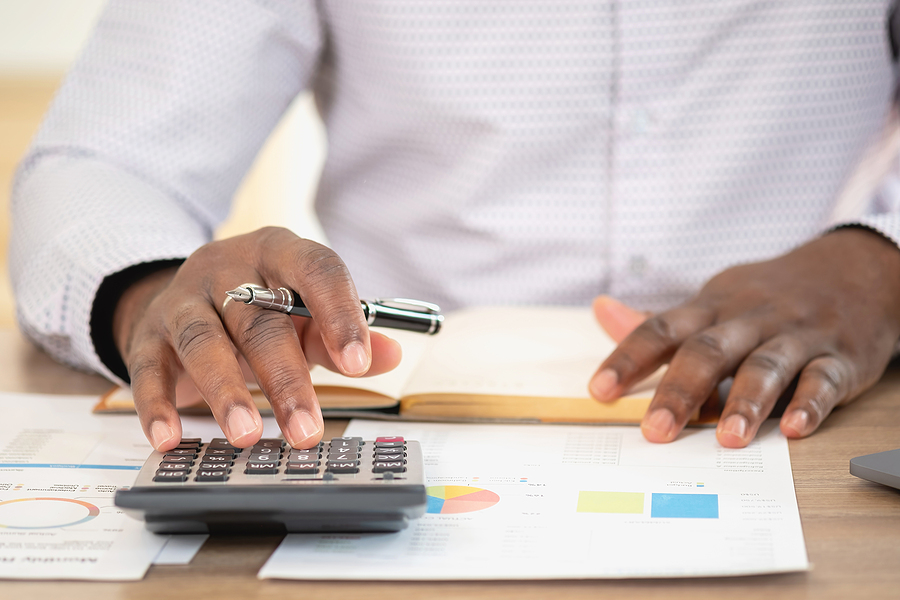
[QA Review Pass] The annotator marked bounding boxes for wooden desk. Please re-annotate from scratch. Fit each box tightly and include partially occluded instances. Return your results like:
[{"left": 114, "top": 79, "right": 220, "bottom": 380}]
[{"left": 0, "top": 330, "right": 898, "bottom": 599}]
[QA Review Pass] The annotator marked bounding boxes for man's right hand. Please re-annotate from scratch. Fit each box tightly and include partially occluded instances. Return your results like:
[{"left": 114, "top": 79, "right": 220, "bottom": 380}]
[{"left": 111, "top": 227, "right": 402, "bottom": 452}]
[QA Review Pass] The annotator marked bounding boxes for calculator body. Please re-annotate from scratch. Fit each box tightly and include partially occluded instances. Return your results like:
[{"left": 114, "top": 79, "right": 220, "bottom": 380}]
[{"left": 115, "top": 437, "right": 426, "bottom": 534}]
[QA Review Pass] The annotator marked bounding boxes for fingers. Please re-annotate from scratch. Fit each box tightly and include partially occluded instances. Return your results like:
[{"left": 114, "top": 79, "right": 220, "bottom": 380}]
[
  {"left": 592, "top": 295, "right": 650, "bottom": 343},
  {"left": 297, "top": 321, "right": 403, "bottom": 377},
  {"left": 169, "top": 296, "right": 264, "bottom": 447},
  {"left": 130, "top": 338, "right": 182, "bottom": 452},
  {"left": 715, "top": 335, "right": 814, "bottom": 447},
  {"left": 121, "top": 228, "right": 401, "bottom": 451},
  {"left": 251, "top": 229, "right": 372, "bottom": 377},
  {"left": 590, "top": 303, "right": 716, "bottom": 402},
  {"left": 639, "top": 318, "right": 765, "bottom": 443},
  {"left": 223, "top": 294, "right": 323, "bottom": 449},
  {"left": 779, "top": 356, "right": 852, "bottom": 439}
]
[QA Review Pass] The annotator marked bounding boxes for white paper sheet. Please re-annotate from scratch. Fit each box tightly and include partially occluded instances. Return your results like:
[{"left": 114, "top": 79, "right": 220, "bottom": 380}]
[
  {"left": 153, "top": 534, "right": 208, "bottom": 565},
  {"left": 260, "top": 420, "right": 808, "bottom": 580},
  {"left": 0, "top": 392, "right": 273, "bottom": 579}
]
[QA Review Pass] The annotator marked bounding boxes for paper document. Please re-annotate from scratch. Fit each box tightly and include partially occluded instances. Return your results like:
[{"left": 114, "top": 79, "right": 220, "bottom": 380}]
[
  {"left": 261, "top": 420, "right": 808, "bottom": 580},
  {"left": 0, "top": 392, "right": 264, "bottom": 579}
]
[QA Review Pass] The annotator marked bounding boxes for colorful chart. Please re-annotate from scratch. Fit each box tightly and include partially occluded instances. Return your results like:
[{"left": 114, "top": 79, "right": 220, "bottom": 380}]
[
  {"left": 426, "top": 486, "right": 500, "bottom": 514},
  {"left": 0, "top": 497, "right": 100, "bottom": 529}
]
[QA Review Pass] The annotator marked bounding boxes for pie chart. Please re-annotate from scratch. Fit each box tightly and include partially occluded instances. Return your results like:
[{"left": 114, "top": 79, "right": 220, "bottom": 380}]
[
  {"left": 0, "top": 497, "right": 100, "bottom": 529},
  {"left": 426, "top": 486, "right": 500, "bottom": 514}
]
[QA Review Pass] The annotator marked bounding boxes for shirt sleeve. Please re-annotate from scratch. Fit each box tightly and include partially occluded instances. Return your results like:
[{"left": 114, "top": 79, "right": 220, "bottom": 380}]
[{"left": 9, "top": 0, "right": 324, "bottom": 382}]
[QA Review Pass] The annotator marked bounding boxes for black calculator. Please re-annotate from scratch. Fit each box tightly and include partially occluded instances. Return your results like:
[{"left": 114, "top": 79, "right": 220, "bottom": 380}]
[{"left": 115, "top": 436, "right": 426, "bottom": 534}]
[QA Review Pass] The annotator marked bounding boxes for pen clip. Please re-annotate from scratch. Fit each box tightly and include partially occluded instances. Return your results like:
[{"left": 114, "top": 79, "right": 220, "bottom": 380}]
[{"left": 370, "top": 298, "right": 442, "bottom": 315}]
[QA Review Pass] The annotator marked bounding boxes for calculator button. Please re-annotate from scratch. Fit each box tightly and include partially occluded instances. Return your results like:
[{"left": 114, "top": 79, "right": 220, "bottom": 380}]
[
  {"left": 245, "top": 462, "right": 280, "bottom": 475},
  {"left": 375, "top": 436, "right": 404, "bottom": 444},
  {"left": 373, "top": 452, "right": 405, "bottom": 461},
  {"left": 207, "top": 439, "right": 241, "bottom": 451},
  {"left": 254, "top": 439, "right": 285, "bottom": 448},
  {"left": 285, "top": 461, "right": 319, "bottom": 474},
  {"left": 289, "top": 448, "right": 321, "bottom": 457},
  {"left": 247, "top": 453, "right": 280, "bottom": 463},
  {"left": 289, "top": 454, "right": 320, "bottom": 464},
  {"left": 198, "top": 462, "right": 232, "bottom": 471},
  {"left": 326, "top": 452, "right": 360, "bottom": 461},
  {"left": 165, "top": 448, "right": 198, "bottom": 456},
  {"left": 154, "top": 470, "right": 189, "bottom": 482},
  {"left": 374, "top": 440, "right": 405, "bottom": 449},
  {"left": 328, "top": 444, "right": 359, "bottom": 452},
  {"left": 158, "top": 462, "right": 192, "bottom": 471},
  {"left": 326, "top": 461, "right": 359, "bottom": 473},
  {"left": 195, "top": 470, "right": 229, "bottom": 482},
  {"left": 175, "top": 442, "right": 201, "bottom": 450},
  {"left": 332, "top": 436, "right": 363, "bottom": 444},
  {"left": 160, "top": 455, "right": 193, "bottom": 464},
  {"left": 203, "top": 447, "right": 239, "bottom": 456},
  {"left": 198, "top": 455, "right": 232, "bottom": 464},
  {"left": 250, "top": 446, "right": 280, "bottom": 455},
  {"left": 179, "top": 438, "right": 202, "bottom": 444},
  {"left": 372, "top": 461, "right": 406, "bottom": 473}
]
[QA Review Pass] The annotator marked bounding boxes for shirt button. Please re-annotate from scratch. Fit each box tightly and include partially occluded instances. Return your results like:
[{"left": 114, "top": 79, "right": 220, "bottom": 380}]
[
  {"left": 631, "top": 108, "right": 651, "bottom": 135},
  {"left": 629, "top": 255, "right": 648, "bottom": 277}
]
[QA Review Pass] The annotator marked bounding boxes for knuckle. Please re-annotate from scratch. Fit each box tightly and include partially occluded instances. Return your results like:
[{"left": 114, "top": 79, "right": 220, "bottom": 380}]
[
  {"left": 682, "top": 332, "right": 730, "bottom": 365},
  {"left": 128, "top": 353, "right": 166, "bottom": 385},
  {"left": 295, "top": 244, "right": 348, "bottom": 282},
  {"left": 259, "top": 365, "right": 310, "bottom": 404},
  {"left": 654, "top": 382, "right": 697, "bottom": 417},
  {"left": 169, "top": 307, "right": 220, "bottom": 360},
  {"left": 806, "top": 361, "right": 844, "bottom": 397},
  {"left": 637, "top": 315, "right": 679, "bottom": 348},
  {"left": 742, "top": 351, "right": 789, "bottom": 386},
  {"left": 723, "top": 397, "right": 767, "bottom": 422},
  {"left": 235, "top": 311, "right": 295, "bottom": 356}
]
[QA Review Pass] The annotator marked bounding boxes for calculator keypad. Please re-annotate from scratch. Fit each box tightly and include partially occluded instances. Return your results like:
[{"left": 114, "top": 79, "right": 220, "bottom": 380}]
[{"left": 150, "top": 437, "right": 409, "bottom": 483}]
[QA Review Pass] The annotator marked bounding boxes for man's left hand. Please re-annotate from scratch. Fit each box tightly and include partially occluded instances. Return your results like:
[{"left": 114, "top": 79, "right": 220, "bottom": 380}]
[{"left": 589, "top": 227, "right": 900, "bottom": 448}]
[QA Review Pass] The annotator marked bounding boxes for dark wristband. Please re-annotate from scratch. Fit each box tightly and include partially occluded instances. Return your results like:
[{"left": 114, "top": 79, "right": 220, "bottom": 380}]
[{"left": 89, "top": 259, "right": 185, "bottom": 383}]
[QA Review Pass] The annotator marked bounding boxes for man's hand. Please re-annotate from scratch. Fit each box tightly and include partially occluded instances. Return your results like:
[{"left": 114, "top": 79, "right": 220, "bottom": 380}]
[
  {"left": 112, "top": 227, "right": 402, "bottom": 452},
  {"left": 589, "top": 227, "right": 900, "bottom": 448}
]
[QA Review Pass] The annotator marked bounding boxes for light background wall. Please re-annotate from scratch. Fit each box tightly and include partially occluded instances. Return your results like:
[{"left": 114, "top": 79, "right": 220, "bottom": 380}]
[{"left": 0, "top": 0, "right": 327, "bottom": 328}]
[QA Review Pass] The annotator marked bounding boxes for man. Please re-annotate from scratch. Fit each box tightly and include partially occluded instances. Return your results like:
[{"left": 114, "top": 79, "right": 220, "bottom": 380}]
[{"left": 11, "top": 1, "right": 900, "bottom": 451}]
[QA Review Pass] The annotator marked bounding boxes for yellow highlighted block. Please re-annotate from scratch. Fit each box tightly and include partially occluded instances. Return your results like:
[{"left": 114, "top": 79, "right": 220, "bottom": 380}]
[
  {"left": 434, "top": 486, "right": 480, "bottom": 500},
  {"left": 577, "top": 491, "right": 645, "bottom": 514}
]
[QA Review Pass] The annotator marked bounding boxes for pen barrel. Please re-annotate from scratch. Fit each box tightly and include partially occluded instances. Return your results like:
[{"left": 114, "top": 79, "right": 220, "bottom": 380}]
[
  {"left": 363, "top": 302, "right": 443, "bottom": 335},
  {"left": 246, "top": 287, "right": 294, "bottom": 313}
]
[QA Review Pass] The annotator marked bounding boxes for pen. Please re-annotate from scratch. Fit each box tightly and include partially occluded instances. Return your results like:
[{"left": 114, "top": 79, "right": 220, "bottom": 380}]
[{"left": 225, "top": 284, "right": 443, "bottom": 335}]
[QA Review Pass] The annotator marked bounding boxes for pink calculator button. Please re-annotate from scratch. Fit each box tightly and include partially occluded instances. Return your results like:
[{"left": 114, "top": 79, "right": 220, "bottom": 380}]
[{"left": 376, "top": 436, "right": 404, "bottom": 443}]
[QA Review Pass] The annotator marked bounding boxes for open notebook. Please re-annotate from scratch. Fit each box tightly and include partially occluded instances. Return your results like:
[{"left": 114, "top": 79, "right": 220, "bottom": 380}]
[{"left": 94, "top": 306, "right": 718, "bottom": 424}]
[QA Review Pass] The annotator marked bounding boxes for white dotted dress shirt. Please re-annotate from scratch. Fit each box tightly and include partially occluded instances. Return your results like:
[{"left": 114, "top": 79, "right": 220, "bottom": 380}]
[{"left": 10, "top": 0, "right": 900, "bottom": 382}]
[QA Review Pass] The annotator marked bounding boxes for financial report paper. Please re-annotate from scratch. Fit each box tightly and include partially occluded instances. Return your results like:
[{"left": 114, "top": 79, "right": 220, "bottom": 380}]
[
  {"left": 261, "top": 420, "right": 809, "bottom": 580},
  {"left": 0, "top": 392, "right": 281, "bottom": 579}
]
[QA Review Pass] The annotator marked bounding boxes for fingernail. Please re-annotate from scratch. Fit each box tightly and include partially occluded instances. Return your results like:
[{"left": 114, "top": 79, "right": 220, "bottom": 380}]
[
  {"left": 149, "top": 421, "right": 175, "bottom": 450},
  {"left": 341, "top": 341, "right": 369, "bottom": 375},
  {"left": 643, "top": 408, "right": 676, "bottom": 442},
  {"left": 782, "top": 409, "right": 810, "bottom": 436},
  {"left": 590, "top": 369, "right": 619, "bottom": 401},
  {"left": 718, "top": 414, "right": 749, "bottom": 444},
  {"left": 226, "top": 407, "right": 259, "bottom": 446},
  {"left": 287, "top": 410, "right": 322, "bottom": 448}
]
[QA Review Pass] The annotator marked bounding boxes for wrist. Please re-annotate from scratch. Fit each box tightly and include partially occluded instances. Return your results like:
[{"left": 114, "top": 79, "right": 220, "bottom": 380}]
[{"left": 90, "top": 260, "right": 183, "bottom": 382}]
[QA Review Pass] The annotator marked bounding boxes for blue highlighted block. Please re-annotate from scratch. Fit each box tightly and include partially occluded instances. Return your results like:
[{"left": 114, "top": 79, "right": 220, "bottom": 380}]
[
  {"left": 426, "top": 495, "right": 444, "bottom": 514},
  {"left": 651, "top": 493, "right": 718, "bottom": 519}
]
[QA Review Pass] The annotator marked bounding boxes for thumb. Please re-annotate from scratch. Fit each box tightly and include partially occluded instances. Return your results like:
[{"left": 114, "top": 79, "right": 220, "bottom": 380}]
[{"left": 592, "top": 295, "right": 650, "bottom": 342}]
